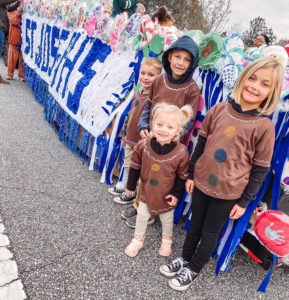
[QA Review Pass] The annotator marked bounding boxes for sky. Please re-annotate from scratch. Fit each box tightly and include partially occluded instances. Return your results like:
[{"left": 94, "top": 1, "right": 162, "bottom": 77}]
[{"left": 227, "top": 0, "right": 289, "bottom": 40}]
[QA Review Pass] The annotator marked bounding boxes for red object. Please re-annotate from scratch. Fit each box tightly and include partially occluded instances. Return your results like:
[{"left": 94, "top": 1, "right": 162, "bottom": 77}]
[
  {"left": 239, "top": 243, "right": 262, "bottom": 264},
  {"left": 285, "top": 41, "right": 289, "bottom": 56},
  {"left": 254, "top": 210, "right": 289, "bottom": 257}
]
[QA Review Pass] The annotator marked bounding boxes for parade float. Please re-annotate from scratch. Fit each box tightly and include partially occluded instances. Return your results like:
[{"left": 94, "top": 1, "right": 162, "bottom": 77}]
[{"left": 22, "top": 0, "right": 289, "bottom": 292}]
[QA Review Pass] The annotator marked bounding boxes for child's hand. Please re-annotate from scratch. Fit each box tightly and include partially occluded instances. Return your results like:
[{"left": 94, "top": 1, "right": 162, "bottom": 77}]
[
  {"left": 165, "top": 195, "right": 178, "bottom": 207},
  {"left": 140, "top": 129, "right": 150, "bottom": 138},
  {"left": 185, "top": 179, "right": 194, "bottom": 195},
  {"left": 229, "top": 204, "right": 246, "bottom": 220}
]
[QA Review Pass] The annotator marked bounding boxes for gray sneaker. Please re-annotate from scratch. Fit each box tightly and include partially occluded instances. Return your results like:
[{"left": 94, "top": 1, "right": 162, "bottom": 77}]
[
  {"left": 121, "top": 206, "right": 137, "bottom": 220},
  {"left": 108, "top": 187, "right": 125, "bottom": 196},
  {"left": 125, "top": 215, "right": 155, "bottom": 229}
]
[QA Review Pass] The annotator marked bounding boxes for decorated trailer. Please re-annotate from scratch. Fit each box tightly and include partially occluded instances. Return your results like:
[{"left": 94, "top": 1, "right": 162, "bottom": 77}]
[{"left": 22, "top": 0, "right": 289, "bottom": 293}]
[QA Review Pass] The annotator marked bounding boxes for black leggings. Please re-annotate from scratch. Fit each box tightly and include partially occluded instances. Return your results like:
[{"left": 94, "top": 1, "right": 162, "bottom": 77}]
[{"left": 182, "top": 187, "right": 238, "bottom": 273}]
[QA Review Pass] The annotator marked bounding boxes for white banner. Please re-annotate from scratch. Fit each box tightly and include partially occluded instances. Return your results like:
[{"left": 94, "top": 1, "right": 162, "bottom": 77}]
[{"left": 22, "top": 15, "right": 139, "bottom": 137}]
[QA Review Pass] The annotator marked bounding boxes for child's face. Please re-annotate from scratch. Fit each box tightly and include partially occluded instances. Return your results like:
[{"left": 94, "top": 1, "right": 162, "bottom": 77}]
[
  {"left": 152, "top": 112, "right": 181, "bottom": 145},
  {"left": 168, "top": 50, "right": 192, "bottom": 80},
  {"left": 139, "top": 64, "right": 160, "bottom": 92},
  {"left": 241, "top": 68, "right": 273, "bottom": 110}
]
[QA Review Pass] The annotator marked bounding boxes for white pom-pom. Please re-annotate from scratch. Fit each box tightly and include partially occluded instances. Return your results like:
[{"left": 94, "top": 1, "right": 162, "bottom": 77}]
[{"left": 262, "top": 46, "right": 288, "bottom": 68}]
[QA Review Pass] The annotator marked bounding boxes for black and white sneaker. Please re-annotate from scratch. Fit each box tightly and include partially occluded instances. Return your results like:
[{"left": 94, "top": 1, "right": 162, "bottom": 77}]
[
  {"left": 113, "top": 193, "right": 135, "bottom": 205},
  {"left": 159, "top": 257, "right": 188, "bottom": 277},
  {"left": 168, "top": 267, "right": 198, "bottom": 291},
  {"left": 108, "top": 187, "right": 125, "bottom": 196}
]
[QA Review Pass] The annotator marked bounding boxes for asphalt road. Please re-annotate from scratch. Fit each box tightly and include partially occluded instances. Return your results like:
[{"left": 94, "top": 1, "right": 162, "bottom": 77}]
[{"left": 0, "top": 61, "right": 288, "bottom": 299}]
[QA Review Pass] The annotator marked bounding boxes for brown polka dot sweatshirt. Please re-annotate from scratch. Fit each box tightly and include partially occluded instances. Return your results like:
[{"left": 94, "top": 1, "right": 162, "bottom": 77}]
[
  {"left": 128, "top": 137, "right": 190, "bottom": 215},
  {"left": 193, "top": 101, "right": 275, "bottom": 201}
]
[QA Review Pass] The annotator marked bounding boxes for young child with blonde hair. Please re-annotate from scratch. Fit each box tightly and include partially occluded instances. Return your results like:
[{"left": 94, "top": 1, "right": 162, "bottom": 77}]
[
  {"left": 160, "top": 57, "right": 285, "bottom": 291},
  {"left": 124, "top": 103, "right": 192, "bottom": 257},
  {"left": 108, "top": 57, "right": 162, "bottom": 210}
]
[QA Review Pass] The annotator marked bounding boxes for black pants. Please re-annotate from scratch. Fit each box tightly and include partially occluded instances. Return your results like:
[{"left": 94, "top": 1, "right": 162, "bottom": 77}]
[{"left": 182, "top": 187, "right": 238, "bottom": 273}]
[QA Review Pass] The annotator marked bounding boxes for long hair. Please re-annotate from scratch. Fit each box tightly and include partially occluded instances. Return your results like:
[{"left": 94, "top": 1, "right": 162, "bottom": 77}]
[{"left": 231, "top": 58, "right": 284, "bottom": 115}]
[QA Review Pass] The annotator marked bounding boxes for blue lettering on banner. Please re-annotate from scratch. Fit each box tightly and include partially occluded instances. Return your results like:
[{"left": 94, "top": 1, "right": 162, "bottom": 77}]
[
  {"left": 24, "top": 19, "right": 31, "bottom": 55},
  {"left": 57, "top": 35, "right": 90, "bottom": 98},
  {"left": 23, "top": 18, "right": 120, "bottom": 117},
  {"left": 30, "top": 21, "right": 37, "bottom": 59},
  {"left": 41, "top": 24, "right": 51, "bottom": 73},
  {"left": 51, "top": 32, "right": 80, "bottom": 89},
  {"left": 66, "top": 38, "right": 112, "bottom": 115},
  {"left": 24, "top": 19, "right": 37, "bottom": 59},
  {"left": 35, "top": 24, "right": 45, "bottom": 67},
  {"left": 48, "top": 27, "right": 69, "bottom": 76}
]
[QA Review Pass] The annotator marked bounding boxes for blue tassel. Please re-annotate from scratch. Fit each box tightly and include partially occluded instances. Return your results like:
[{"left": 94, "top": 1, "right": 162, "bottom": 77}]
[
  {"left": 104, "top": 96, "right": 133, "bottom": 184},
  {"left": 64, "top": 116, "right": 71, "bottom": 147},
  {"left": 80, "top": 131, "right": 90, "bottom": 164},
  {"left": 272, "top": 131, "right": 289, "bottom": 210},
  {"left": 105, "top": 137, "right": 122, "bottom": 184},
  {"left": 87, "top": 136, "right": 95, "bottom": 165},
  {"left": 174, "top": 192, "right": 188, "bottom": 224},
  {"left": 95, "top": 134, "right": 107, "bottom": 171},
  {"left": 99, "top": 136, "right": 110, "bottom": 173},
  {"left": 118, "top": 145, "right": 125, "bottom": 175},
  {"left": 257, "top": 255, "right": 278, "bottom": 293},
  {"left": 184, "top": 213, "right": 192, "bottom": 231},
  {"left": 71, "top": 122, "right": 80, "bottom": 153}
]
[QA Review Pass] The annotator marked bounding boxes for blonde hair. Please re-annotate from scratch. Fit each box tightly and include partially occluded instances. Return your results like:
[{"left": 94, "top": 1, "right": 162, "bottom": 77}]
[
  {"left": 151, "top": 103, "right": 193, "bottom": 139},
  {"left": 231, "top": 58, "right": 284, "bottom": 115},
  {"left": 141, "top": 57, "right": 162, "bottom": 74}
]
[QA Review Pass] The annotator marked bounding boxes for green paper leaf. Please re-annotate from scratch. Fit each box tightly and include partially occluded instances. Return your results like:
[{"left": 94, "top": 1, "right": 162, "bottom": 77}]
[
  {"left": 149, "top": 35, "right": 164, "bottom": 55},
  {"left": 198, "top": 33, "right": 224, "bottom": 69},
  {"left": 133, "top": 34, "right": 142, "bottom": 50},
  {"left": 142, "top": 46, "right": 150, "bottom": 57},
  {"left": 134, "top": 82, "right": 141, "bottom": 93}
]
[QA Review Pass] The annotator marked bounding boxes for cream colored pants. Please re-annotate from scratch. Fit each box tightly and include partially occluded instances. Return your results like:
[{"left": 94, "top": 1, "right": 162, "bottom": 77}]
[{"left": 134, "top": 202, "right": 174, "bottom": 240}]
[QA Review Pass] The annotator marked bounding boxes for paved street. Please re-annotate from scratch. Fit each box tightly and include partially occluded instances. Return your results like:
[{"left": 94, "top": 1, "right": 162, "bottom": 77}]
[{"left": 0, "top": 61, "right": 288, "bottom": 299}]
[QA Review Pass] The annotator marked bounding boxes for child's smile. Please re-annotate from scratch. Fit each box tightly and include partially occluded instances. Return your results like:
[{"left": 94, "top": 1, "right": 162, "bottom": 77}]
[
  {"left": 152, "top": 112, "right": 181, "bottom": 145},
  {"left": 168, "top": 50, "right": 192, "bottom": 80},
  {"left": 241, "top": 68, "right": 273, "bottom": 111}
]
